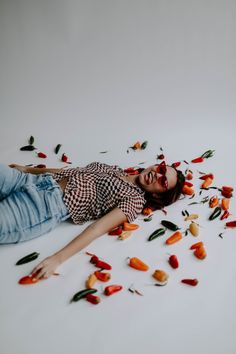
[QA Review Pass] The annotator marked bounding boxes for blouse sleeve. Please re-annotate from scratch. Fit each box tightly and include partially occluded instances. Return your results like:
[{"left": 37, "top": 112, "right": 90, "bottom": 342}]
[{"left": 117, "top": 195, "right": 145, "bottom": 223}]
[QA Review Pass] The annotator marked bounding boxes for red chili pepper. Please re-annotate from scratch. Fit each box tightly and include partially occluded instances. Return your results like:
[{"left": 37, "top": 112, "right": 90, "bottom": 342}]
[
  {"left": 168, "top": 255, "right": 179, "bottom": 269},
  {"left": 172, "top": 161, "right": 181, "bottom": 168},
  {"left": 108, "top": 226, "right": 123, "bottom": 236},
  {"left": 191, "top": 157, "right": 204, "bottom": 163},
  {"left": 37, "top": 152, "right": 47, "bottom": 158},
  {"left": 18, "top": 272, "right": 40, "bottom": 285},
  {"left": 61, "top": 153, "right": 68, "bottom": 162},
  {"left": 124, "top": 167, "right": 139, "bottom": 175},
  {"left": 221, "top": 210, "right": 230, "bottom": 220},
  {"left": 225, "top": 220, "right": 236, "bottom": 228},
  {"left": 221, "top": 190, "right": 233, "bottom": 198},
  {"left": 199, "top": 173, "right": 214, "bottom": 180},
  {"left": 157, "top": 154, "right": 165, "bottom": 160},
  {"left": 181, "top": 279, "right": 198, "bottom": 286},
  {"left": 184, "top": 181, "right": 193, "bottom": 187},
  {"left": 222, "top": 186, "right": 234, "bottom": 193},
  {"left": 90, "top": 255, "right": 99, "bottom": 264},
  {"left": 95, "top": 260, "right": 112, "bottom": 270},
  {"left": 86, "top": 294, "right": 101, "bottom": 304},
  {"left": 94, "top": 271, "right": 111, "bottom": 282},
  {"left": 104, "top": 285, "right": 123, "bottom": 296}
]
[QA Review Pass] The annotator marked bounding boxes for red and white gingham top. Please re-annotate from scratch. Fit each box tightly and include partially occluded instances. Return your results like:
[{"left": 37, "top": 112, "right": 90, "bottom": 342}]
[{"left": 51, "top": 162, "right": 146, "bottom": 224}]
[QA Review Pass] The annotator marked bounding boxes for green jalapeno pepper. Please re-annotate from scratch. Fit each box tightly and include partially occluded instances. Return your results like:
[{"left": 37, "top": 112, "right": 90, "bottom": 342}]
[
  {"left": 70, "top": 288, "right": 97, "bottom": 303},
  {"left": 161, "top": 220, "right": 180, "bottom": 231},
  {"left": 16, "top": 252, "right": 39, "bottom": 265},
  {"left": 209, "top": 206, "right": 221, "bottom": 220},
  {"left": 148, "top": 228, "right": 166, "bottom": 241}
]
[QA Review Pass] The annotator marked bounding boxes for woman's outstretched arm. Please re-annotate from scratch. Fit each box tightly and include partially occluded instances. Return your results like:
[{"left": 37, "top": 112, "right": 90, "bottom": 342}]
[
  {"left": 9, "top": 164, "right": 67, "bottom": 175},
  {"left": 30, "top": 207, "right": 127, "bottom": 280}
]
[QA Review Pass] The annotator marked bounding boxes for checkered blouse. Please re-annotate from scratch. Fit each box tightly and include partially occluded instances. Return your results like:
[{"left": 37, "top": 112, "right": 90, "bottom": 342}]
[{"left": 51, "top": 162, "right": 146, "bottom": 224}]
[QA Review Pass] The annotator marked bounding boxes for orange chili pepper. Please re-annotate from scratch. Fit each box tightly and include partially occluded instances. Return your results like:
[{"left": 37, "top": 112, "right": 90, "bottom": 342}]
[
  {"left": 201, "top": 177, "right": 213, "bottom": 189},
  {"left": 132, "top": 141, "right": 141, "bottom": 150},
  {"left": 128, "top": 257, "right": 149, "bottom": 271},
  {"left": 142, "top": 207, "right": 153, "bottom": 215},
  {"left": 165, "top": 231, "right": 182, "bottom": 245},
  {"left": 189, "top": 241, "right": 204, "bottom": 250},
  {"left": 182, "top": 185, "right": 194, "bottom": 195},
  {"left": 184, "top": 181, "right": 193, "bottom": 187},
  {"left": 194, "top": 246, "right": 207, "bottom": 260},
  {"left": 221, "top": 198, "right": 230, "bottom": 211},
  {"left": 186, "top": 171, "right": 193, "bottom": 180},
  {"left": 199, "top": 173, "right": 214, "bottom": 180},
  {"left": 123, "top": 222, "right": 139, "bottom": 231},
  {"left": 209, "top": 196, "right": 219, "bottom": 208}
]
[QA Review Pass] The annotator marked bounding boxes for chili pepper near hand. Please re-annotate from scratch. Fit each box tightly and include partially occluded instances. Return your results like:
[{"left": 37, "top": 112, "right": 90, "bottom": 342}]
[
  {"left": 86, "top": 294, "right": 101, "bottom": 304},
  {"left": 161, "top": 220, "right": 180, "bottom": 231},
  {"left": 70, "top": 288, "right": 97, "bottom": 303},
  {"left": 225, "top": 220, "right": 236, "bottom": 228},
  {"left": 165, "top": 231, "right": 182, "bottom": 245},
  {"left": 18, "top": 273, "right": 40, "bottom": 285},
  {"left": 37, "top": 152, "right": 47, "bottom": 158},
  {"left": 104, "top": 285, "right": 123, "bottom": 296},
  {"left": 181, "top": 279, "right": 198, "bottom": 286},
  {"left": 123, "top": 222, "right": 139, "bottom": 231},
  {"left": 148, "top": 228, "right": 166, "bottom": 241},
  {"left": 108, "top": 226, "right": 123, "bottom": 236},
  {"left": 168, "top": 255, "right": 179, "bottom": 269},
  {"left": 94, "top": 271, "right": 111, "bottom": 282},
  {"left": 221, "top": 198, "right": 230, "bottom": 211},
  {"left": 220, "top": 210, "right": 230, "bottom": 220},
  {"left": 16, "top": 252, "right": 39, "bottom": 265},
  {"left": 209, "top": 207, "right": 221, "bottom": 220},
  {"left": 128, "top": 257, "right": 149, "bottom": 271}
]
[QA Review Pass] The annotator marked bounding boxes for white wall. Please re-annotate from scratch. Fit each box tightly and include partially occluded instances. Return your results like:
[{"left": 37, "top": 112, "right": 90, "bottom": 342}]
[{"left": 1, "top": 2, "right": 236, "bottom": 354}]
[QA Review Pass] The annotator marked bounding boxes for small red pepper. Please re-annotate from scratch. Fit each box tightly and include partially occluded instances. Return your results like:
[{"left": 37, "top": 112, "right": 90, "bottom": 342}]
[
  {"left": 37, "top": 152, "right": 47, "bottom": 158},
  {"left": 168, "top": 255, "right": 179, "bottom": 269},
  {"left": 191, "top": 157, "right": 204, "bottom": 163},
  {"left": 221, "top": 189, "right": 233, "bottom": 198},
  {"left": 157, "top": 154, "right": 165, "bottom": 160},
  {"left": 95, "top": 260, "right": 112, "bottom": 270},
  {"left": 86, "top": 294, "right": 101, "bottom": 304},
  {"left": 172, "top": 161, "right": 181, "bottom": 168},
  {"left": 90, "top": 255, "right": 99, "bottom": 264},
  {"left": 94, "top": 271, "right": 111, "bottom": 282},
  {"left": 61, "top": 153, "right": 68, "bottom": 162},
  {"left": 184, "top": 181, "right": 193, "bottom": 187},
  {"left": 199, "top": 173, "right": 214, "bottom": 180},
  {"left": 181, "top": 279, "right": 198, "bottom": 286},
  {"left": 108, "top": 226, "right": 123, "bottom": 236},
  {"left": 221, "top": 210, "right": 230, "bottom": 220},
  {"left": 225, "top": 220, "right": 236, "bottom": 228},
  {"left": 104, "top": 285, "right": 123, "bottom": 296},
  {"left": 18, "top": 272, "right": 40, "bottom": 285}
]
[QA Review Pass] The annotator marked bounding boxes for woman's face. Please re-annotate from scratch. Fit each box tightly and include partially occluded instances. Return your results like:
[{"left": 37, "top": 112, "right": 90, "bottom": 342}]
[{"left": 138, "top": 165, "right": 177, "bottom": 194}]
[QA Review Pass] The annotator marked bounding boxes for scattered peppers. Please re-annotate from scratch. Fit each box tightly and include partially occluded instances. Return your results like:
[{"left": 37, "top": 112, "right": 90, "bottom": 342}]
[
  {"left": 70, "top": 288, "right": 97, "bottom": 303},
  {"left": 209, "top": 196, "right": 219, "bottom": 208},
  {"left": 201, "top": 177, "right": 213, "bottom": 189},
  {"left": 94, "top": 271, "right": 111, "bottom": 282},
  {"left": 189, "top": 222, "right": 199, "bottom": 236},
  {"left": 199, "top": 173, "right": 214, "bottom": 180},
  {"left": 85, "top": 273, "right": 97, "bottom": 289},
  {"left": 209, "top": 207, "right": 221, "bottom": 220},
  {"left": 108, "top": 226, "right": 123, "bottom": 236},
  {"left": 86, "top": 294, "right": 100, "bottom": 304},
  {"left": 152, "top": 269, "right": 169, "bottom": 283},
  {"left": 194, "top": 246, "right": 207, "bottom": 260},
  {"left": 61, "top": 153, "right": 68, "bottom": 162},
  {"left": 220, "top": 210, "right": 230, "bottom": 220},
  {"left": 172, "top": 161, "right": 181, "bottom": 168},
  {"left": 221, "top": 198, "right": 230, "bottom": 211},
  {"left": 148, "top": 228, "right": 166, "bottom": 241},
  {"left": 182, "top": 185, "right": 194, "bottom": 195},
  {"left": 225, "top": 221, "right": 236, "bottom": 228},
  {"left": 123, "top": 222, "right": 139, "bottom": 231},
  {"left": 37, "top": 152, "right": 47, "bottom": 158},
  {"left": 190, "top": 241, "right": 204, "bottom": 250},
  {"left": 20, "top": 145, "right": 36, "bottom": 151}
]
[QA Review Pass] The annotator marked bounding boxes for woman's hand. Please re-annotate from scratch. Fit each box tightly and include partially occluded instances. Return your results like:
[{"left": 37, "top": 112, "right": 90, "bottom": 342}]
[
  {"left": 30, "top": 255, "right": 61, "bottom": 280},
  {"left": 9, "top": 164, "right": 28, "bottom": 173}
]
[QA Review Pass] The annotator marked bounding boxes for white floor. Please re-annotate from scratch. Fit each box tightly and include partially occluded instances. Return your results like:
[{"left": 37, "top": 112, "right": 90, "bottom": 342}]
[{"left": 1, "top": 1, "right": 236, "bottom": 354}]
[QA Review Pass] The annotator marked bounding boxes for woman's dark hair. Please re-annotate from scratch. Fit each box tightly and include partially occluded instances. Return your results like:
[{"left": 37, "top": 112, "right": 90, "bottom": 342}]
[{"left": 143, "top": 168, "right": 185, "bottom": 211}]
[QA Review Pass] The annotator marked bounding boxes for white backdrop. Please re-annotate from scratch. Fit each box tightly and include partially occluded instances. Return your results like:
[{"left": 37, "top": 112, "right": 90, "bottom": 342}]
[{"left": 1, "top": 1, "right": 236, "bottom": 354}]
